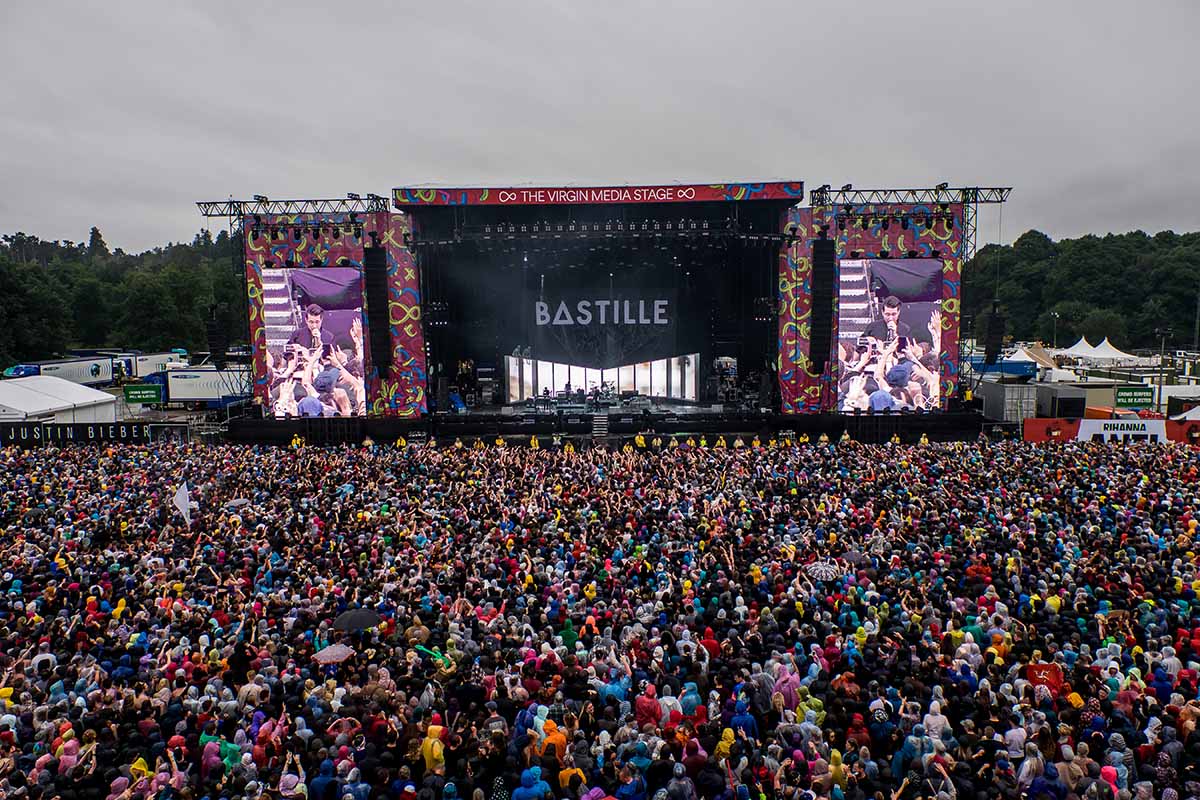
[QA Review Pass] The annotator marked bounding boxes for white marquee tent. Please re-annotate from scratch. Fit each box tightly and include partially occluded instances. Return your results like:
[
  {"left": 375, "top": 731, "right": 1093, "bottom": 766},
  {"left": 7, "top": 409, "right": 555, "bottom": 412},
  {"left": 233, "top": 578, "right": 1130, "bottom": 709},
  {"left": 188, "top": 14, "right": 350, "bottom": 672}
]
[
  {"left": 1056, "top": 336, "right": 1158, "bottom": 367},
  {"left": 1058, "top": 337, "right": 1099, "bottom": 358},
  {"left": 1089, "top": 337, "right": 1158, "bottom": 366},
  {"left": 0, "top": 376, "right": 117, "bottom": 423}
]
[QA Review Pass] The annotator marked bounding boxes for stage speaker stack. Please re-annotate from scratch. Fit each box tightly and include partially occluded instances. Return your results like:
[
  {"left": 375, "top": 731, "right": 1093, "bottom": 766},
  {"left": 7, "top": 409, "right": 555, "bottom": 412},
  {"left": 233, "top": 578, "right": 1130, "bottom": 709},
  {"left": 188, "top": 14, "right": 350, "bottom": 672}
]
[
  {"left": 983, "top": 311, "right": 1006, "bottom": 365},
  {"left": 363, "top": 245, "right": 392, "bottom": 371},
  {"left": 206, "top": 308, "right": 228, "bottom": 369},
  {"left": 436, "top": 376, "right": 449, "bottom": 411},
  {"left": 809, "top": 239, "right": 836, "bottom": 373}
]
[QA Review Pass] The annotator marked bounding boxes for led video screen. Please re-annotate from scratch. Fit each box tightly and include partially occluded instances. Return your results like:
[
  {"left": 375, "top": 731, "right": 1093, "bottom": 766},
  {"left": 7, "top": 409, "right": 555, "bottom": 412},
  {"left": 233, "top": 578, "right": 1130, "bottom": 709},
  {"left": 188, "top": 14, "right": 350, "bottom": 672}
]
[
  {"left": 836, "top": 259, "right": 944, "bottom": 412},
  {"left": 531, "top": 289, "right": 679, "bottom": 369},
  {"left": 259, "top": 267, "right": 369, "bottom": 418}
]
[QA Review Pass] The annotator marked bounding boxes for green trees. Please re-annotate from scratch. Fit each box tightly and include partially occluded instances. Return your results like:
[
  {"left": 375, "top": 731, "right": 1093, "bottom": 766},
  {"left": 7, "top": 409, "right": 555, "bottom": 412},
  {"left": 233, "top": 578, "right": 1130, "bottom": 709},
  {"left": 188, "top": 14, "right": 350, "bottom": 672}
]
[
  {"left": 962, "top": 229, "right": 1200, "bottom": 349},
  {"left": 0, "top": 228, "right": 243, "bottom": 365},
  {"left": 2, "top": 222, "right": 1198, "bottom": 365}
]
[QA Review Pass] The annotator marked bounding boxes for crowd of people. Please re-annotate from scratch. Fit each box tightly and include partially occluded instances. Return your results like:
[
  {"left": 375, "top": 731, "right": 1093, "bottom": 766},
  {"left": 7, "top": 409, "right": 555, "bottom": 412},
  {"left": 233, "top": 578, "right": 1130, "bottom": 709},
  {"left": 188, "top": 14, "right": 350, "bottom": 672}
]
[{"left": 0, "top": 438, "right": 1197, "bottom": 800}]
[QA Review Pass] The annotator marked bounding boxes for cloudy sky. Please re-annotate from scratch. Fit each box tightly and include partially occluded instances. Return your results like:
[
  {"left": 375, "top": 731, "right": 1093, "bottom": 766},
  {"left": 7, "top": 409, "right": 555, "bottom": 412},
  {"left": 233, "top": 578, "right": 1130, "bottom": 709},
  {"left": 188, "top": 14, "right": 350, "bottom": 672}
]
[{"left": 2, "top": 1, "right": 1195, "bottom": 253}]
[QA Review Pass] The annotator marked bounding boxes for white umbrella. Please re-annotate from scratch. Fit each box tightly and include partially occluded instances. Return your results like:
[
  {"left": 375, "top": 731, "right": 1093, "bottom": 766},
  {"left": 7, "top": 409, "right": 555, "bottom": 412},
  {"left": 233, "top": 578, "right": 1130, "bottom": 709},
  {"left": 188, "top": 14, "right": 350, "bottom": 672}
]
[{"left": 805, "top": 561, "right": 841, "bottom": 581}]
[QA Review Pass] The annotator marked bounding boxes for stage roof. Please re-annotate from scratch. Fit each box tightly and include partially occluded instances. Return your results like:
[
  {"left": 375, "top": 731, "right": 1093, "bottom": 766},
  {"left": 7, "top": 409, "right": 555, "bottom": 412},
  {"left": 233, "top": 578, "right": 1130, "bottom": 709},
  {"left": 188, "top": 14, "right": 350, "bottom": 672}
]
[{"left": 393, "top": 181, "right": 803, "bottom": 207}]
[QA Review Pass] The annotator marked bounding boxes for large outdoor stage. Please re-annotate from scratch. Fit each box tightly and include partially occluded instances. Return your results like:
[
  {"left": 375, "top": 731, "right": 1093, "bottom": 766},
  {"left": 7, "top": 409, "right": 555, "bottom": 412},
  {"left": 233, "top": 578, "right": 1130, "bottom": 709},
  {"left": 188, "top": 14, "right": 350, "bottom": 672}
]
[{"left": 195, "top": 181, "right": 1009, "bottom": 446}]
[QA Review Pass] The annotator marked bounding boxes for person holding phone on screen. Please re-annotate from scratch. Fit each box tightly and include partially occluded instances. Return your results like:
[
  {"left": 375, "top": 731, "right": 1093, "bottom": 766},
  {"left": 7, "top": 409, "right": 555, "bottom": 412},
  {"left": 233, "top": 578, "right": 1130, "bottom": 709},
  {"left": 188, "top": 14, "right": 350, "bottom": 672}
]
[{"left": 288, "top": 303, "right": 334, "bottom": 352}]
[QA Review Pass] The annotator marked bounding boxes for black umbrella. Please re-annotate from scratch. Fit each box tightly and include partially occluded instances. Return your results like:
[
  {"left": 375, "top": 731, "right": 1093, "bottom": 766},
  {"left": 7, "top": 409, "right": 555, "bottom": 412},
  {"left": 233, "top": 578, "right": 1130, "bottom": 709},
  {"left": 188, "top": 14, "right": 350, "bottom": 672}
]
[{"left": 332, "top": 608, "right": 382, "bottom": 631}]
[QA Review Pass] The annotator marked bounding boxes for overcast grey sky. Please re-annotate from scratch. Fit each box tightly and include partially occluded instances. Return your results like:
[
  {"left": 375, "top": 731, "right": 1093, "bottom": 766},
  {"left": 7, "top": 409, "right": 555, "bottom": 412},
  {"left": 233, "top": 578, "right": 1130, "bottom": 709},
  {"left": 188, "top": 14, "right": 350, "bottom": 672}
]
[{"left": 1, "top": 1, "right": 1196, "bottom": 253}]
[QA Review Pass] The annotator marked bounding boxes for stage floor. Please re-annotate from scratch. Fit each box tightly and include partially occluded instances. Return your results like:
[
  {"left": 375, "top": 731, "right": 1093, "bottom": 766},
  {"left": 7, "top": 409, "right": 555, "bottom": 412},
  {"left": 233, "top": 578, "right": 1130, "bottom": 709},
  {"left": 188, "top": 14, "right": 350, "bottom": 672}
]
[{"left": 457, "top": 399, "right": 745, "bottom": 417}]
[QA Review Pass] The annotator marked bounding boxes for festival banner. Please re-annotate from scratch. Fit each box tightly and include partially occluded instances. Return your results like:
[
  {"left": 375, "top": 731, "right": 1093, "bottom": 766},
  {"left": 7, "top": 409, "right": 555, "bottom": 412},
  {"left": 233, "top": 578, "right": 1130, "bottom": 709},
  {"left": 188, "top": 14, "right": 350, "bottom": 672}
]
[
  {"left": 0, "top": 422, "right": 189, "bottom": 446},
  {"left": 394, "top": 182, "right": 804, "bottom": 207},
  {"left": 1075, "top": 419, "right": 1166, "bottom": 442},
  {"left": 1022, "top": 418, "right": 1182, "bottom": 443}
]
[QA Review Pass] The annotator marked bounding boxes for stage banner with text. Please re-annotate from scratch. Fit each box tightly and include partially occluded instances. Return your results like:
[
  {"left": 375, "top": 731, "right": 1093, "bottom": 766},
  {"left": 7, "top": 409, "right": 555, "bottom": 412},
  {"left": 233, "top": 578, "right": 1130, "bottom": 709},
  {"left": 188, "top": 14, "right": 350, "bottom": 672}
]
[
  {"left": 394, "top": 182, "right": 804, "bottom": 207},
  {"left": 0, "top": 422, "right": 189, "bottom": 446},
  {"left": 531, "top": 290, "right": 678, "bottom": 369},
  {"left": 1076, "top": 418, "right": 1166, "bottom": 442},
  {"left": 1023, "top": 418, "right": 1171, "bottom": 443}
]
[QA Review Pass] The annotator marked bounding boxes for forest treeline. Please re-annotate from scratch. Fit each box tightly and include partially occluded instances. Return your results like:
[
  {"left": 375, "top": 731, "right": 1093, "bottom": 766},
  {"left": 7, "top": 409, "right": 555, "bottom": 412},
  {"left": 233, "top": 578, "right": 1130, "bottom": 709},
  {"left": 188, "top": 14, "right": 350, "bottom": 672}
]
[{"left": 1, "top": 225, "right": 1198, "bottom": 365}]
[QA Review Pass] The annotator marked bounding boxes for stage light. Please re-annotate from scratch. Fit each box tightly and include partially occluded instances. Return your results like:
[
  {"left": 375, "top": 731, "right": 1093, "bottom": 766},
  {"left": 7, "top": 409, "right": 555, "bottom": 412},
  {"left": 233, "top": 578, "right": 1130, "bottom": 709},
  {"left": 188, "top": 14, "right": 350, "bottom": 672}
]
[
  {"left": 841, "top": 184, "right": 852, "bottom": 191},
  {"left": 311, "top": 258, "right": 323, "bottom": 267},
  {"left": 906, "top": 250, "right": 919, "bottom": 258},
  {"left": 332, "top": 227, "right": 341, "bottom": 239},
  {"left": 935, "top": 182, "right": 949, "bottom": 190},
  {"left": 311, "top": 227, "right": 319, "bottom": 239},
  {"left": 931, "top": 249, "right": 941, "bottom": 258},
  {"left": 293, "top": 229, "right": 301, "bottom": 241},
  {"left": 879, "top": 250, "right": 890, "bottom": 258},
  {"left": 284, "top": 258, "right": 294, "bottom": 267},
  {"left": 921, "top": 215, "right": 930, "bottom": 226},
  {"left": 251, "top": 228, "right": 260, "bottom": 241},
  {"left": 354, "top": 226, "right": 363, "bottom": 238},
  {"left": 901, "top": 217, "right": 909, "bottom": 230},
  {"left": 842, "top": 204, "right": 853, "bottom": 215},
  {"left": 252, "top": 214, "right": 262, "bottom": 226},
  {"left": 881, "top": 218, "right": 889, "bottom": 230},
  {"left": 838, "top": 220, "right": 846, "bottom": 231},
  {"left": 347, "top": 192, "right": 361, "bottom": 200},
  {"left": 860, "top": 218, "right": 868, "bottom": 230}
]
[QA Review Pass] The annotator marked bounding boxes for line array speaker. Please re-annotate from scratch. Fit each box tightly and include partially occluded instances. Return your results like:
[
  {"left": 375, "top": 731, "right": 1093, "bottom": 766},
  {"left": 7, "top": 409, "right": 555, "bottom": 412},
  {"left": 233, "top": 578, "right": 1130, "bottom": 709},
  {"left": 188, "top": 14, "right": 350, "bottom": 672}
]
[
  {"left": 809, "top": 239, "right": 836, "bottom": 373},
  {"left": 363, "top": 246, "right": 392, "bottom": 371}
]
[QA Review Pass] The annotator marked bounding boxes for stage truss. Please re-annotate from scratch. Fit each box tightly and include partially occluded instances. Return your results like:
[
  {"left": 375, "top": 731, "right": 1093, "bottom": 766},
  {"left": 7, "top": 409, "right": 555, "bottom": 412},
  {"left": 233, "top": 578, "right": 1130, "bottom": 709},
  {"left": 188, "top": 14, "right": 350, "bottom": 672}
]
[
  {"left": 194, "top": 196, "right": 392, "bottom": 419},
  {"left": 807, "top": 185, "right": 1011, "bottom": 262}
]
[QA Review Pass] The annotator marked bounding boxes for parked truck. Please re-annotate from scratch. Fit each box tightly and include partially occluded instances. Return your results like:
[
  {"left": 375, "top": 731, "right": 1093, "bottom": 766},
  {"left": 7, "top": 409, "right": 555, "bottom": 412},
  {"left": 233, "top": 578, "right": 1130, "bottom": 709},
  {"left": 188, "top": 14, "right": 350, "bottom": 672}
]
[
  {"left": 1084, "top": 405, "right": 1141, "bottom": 421},
  {"left": 158, "top": 366, "right": 252, "bottom": 410},
  {"left": 2, "top": 356, "right": 114, "bottom": 386},
  {"left": 124, "top": 352, "right": 189, "bottom": 379}
]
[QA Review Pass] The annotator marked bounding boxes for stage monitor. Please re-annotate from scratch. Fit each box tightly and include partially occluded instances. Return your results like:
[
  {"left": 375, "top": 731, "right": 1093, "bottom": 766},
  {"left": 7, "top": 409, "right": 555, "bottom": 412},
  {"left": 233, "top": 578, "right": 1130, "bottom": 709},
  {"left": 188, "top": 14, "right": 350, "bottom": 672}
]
[
  {"left": 255, "top": 266, "right": 369, "bottom": 418},
  {"left": 836, "top": 258, "right": 945, "bottom": 412}
]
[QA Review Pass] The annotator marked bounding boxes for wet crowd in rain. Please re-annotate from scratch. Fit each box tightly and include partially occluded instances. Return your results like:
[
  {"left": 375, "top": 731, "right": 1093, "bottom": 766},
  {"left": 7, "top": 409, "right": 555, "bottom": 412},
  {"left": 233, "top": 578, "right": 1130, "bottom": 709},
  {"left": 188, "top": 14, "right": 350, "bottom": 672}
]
[{"left": 0, "top": 438, "right": 1198, "bottom": 800}]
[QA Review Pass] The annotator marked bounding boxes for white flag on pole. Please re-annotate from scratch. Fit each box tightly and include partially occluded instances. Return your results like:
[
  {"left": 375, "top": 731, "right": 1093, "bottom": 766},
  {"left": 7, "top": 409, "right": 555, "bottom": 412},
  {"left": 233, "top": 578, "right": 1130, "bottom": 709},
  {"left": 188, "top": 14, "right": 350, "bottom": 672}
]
[{"left": 174, "top": 482, "right": 192, "bottom": 527}]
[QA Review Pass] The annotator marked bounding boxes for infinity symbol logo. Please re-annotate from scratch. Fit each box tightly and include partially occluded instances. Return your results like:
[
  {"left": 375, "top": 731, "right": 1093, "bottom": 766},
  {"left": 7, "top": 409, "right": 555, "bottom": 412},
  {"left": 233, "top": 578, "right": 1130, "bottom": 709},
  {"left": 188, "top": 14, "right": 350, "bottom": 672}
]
[
  {"left": 498, "top": 190, "right": 517, "bottom": 203},
  {"left": 677, "top": 187, "right": 696, "bottom": 200}
]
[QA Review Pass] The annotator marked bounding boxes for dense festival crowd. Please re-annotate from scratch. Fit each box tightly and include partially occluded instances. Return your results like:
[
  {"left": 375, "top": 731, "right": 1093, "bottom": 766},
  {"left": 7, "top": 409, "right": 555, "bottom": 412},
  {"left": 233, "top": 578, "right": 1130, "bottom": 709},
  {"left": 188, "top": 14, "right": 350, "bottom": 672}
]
[{"left": 0, "top": 438, "right": 1198, "bottom": 800}]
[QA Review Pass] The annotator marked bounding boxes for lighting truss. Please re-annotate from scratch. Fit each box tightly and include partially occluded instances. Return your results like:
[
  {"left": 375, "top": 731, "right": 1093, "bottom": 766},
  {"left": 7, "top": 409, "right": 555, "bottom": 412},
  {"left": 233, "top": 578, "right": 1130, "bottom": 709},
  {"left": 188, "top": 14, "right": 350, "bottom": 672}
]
[
  {"left": 196, "top": 196, "right": 390, "bottom": 218},
  {"left": 808, "top": 185, "right": 1011, "bottom": 261},
  {"left": 409, "top": 217, "right": 800, "bottom": 248},
  {"left": 196, "top": 196, "right": 391, "bottom": 274}
]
